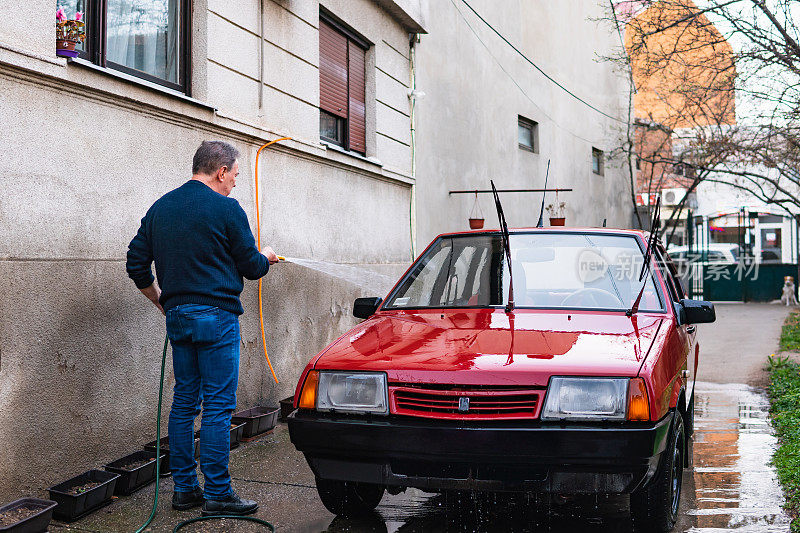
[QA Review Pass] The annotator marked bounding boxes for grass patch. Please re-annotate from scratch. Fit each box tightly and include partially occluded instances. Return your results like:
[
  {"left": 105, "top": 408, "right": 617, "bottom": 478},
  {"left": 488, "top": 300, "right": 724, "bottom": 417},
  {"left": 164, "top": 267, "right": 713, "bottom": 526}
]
[
  {"left": 768, "top": 352, "right": 800, "bottom": 531},
  {"left": 780, "top": 310, "right": 800, "bottom": 351}
]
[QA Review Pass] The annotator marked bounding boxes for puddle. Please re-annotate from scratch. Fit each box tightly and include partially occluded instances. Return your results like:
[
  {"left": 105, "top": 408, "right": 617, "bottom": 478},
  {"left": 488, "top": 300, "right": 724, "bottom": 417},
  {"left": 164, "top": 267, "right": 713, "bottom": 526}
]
[
  {"left": 308, "top": 381, "right": 789, "bottom": 532},
  {"left": 681, "top": 382, "right": 789, "bottom": 533}
]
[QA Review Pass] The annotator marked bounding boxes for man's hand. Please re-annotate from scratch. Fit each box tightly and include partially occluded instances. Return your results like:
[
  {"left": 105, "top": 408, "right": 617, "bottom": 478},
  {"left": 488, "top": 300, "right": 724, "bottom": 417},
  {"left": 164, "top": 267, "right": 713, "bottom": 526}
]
[
  {"left": 261, "top": 245, "right": 280, "bottom": 264},
  {"left": 140, "top": 283, "right": 165, "bottom": 315}
]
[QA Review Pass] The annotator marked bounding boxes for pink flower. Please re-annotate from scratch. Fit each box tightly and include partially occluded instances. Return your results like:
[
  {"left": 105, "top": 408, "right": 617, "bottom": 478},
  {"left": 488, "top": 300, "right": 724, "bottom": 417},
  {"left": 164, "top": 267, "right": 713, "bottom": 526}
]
[
  {"left": 56, "top": 8, "right": 66, "bottom": 21},
  {"left": 75, "top": 11, "right": 83, "bottom": 21}
]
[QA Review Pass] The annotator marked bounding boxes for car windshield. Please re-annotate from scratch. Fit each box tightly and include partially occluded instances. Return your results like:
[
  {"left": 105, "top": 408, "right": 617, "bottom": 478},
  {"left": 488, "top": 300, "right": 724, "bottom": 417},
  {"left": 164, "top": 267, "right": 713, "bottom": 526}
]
[{"left": 384, "top": 233, "right": 664, "bottom": 311}]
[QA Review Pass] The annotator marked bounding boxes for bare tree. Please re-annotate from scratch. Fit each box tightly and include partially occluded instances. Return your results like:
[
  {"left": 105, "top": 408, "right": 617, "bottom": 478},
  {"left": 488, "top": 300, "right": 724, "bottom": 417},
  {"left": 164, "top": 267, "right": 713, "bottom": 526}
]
[{"left": 606, "top": 0, "right": 800, "bottom": 239}]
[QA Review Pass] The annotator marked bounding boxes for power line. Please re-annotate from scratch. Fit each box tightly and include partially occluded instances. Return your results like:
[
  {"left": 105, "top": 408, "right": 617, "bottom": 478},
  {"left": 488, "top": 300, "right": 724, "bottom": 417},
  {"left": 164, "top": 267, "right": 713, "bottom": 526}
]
[
  {"left": 450, "top": 0, "right": 604, "bottom": 146},
  {"left": 461, "top": 0, "right": 628, "bottom": 124}
]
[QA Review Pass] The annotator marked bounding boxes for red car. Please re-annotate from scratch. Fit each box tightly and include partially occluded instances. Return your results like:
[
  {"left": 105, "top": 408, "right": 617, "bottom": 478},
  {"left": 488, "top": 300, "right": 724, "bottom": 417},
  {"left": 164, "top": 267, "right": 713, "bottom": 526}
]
[{"left": 288, "top": 228, "right": 715, "bottom": 532}]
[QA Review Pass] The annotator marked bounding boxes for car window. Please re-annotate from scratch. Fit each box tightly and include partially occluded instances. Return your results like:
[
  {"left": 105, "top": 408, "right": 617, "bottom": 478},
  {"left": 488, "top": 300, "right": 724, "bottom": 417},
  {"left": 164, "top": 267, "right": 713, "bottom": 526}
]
[{"left": 385, "top": 233, "right": 664, "bottom": 311}]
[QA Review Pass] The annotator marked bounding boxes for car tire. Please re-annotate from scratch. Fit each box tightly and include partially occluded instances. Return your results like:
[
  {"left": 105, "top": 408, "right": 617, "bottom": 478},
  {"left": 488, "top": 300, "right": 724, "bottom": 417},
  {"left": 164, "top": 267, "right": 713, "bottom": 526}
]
[
  {"left": 315, "top": 477, "right": 385, "bottom": 517},
  {"left": 630, "top": 413, "right": 685, "bottom": 533}
]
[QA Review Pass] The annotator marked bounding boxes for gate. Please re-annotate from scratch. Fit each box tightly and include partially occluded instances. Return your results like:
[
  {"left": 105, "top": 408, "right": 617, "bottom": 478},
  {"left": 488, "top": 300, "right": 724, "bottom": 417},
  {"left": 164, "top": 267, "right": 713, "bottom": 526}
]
[
  {"left": 683, "top": 209, "right": 800, "bottom": 302},
  {"left": 689, "top": 263, "right": 800, "bottom": 302}
]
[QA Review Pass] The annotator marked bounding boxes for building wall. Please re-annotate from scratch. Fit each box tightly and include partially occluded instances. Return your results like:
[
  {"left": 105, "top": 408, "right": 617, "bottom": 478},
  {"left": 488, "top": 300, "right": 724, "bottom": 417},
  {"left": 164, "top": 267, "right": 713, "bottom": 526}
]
[
  {"left": 413, "top": 0, "right": 632, "bottom": 247},
  {"left": 0, "top": 0, "right": 422, "bottom": 499}
]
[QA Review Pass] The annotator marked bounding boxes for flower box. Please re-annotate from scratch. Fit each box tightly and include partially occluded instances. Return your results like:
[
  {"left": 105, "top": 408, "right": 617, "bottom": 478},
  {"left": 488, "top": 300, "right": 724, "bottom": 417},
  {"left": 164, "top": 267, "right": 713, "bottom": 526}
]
[
  {"left": 48, "top": 470, "right": 119, "bottom": 522},
  {"left": 279, "top": 396, "right": 295, "bottom": 422},
  {"left": 143, "top": 435, "right": 200, "bottom": 476},
  {"left": 232, "top": 406, "right": 280, "bottom": 439},
  {"left": 0, "top": 498, "right": 57, "bottom": 533},
  {"left": 194, "top": 422, "right": 246, "bottom": 451},
  {"left": 104, "top": 450, "right": 166, "bottom": 496}
]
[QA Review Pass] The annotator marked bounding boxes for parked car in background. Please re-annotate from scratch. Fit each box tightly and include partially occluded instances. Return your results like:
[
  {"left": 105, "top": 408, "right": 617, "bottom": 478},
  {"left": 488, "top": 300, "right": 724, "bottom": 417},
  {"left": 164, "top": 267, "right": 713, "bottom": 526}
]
[
  {"left": 667, "top": 243, "right": 739, "bottom": 265},
  {"left": 289, "top": 228, "right": 716, "bottom": 532}
]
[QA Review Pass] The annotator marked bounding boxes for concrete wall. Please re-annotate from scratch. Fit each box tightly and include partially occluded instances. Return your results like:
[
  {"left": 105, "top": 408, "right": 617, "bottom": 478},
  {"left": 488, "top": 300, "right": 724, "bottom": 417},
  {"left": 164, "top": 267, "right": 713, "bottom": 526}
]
[
  {"left": 413, "top": 0, "right": 632, "bottom": 247},
  {"left": 0, "top": 0, "right": 420, "bottom": 499}
]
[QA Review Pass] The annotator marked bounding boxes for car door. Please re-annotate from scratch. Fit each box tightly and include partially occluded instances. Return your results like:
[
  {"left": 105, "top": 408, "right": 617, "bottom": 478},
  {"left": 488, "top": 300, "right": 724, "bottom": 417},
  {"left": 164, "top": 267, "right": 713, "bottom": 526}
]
[{"left": 657, "top": 246, "right": 697, "bottom": 405}]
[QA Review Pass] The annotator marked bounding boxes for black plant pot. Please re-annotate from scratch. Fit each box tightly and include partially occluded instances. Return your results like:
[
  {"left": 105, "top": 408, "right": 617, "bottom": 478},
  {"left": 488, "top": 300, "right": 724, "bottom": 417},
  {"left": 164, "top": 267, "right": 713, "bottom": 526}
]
[
  {"left": 232, "top": 406, "right": 279, "bottom": 439},
  {"left": 142, "top": 437, "right": 171, "bottom": 477},
  {"left": 144, "top": 435, "right": 200, "bottom": 475},
  {"left": 104, "top": 450, "right": 166, "bottom": 496},
  {"left": 48, "top": 470, "right": 119, "bottom": 522},
  {"left": 279, "top": 396, "right": 295, "bottom": 422},
  {"left": 0, "top": 498, "right": 57, "bottom": 533},
  {"left": 195, "top": 423, "right": 246, "bottom": 451}
]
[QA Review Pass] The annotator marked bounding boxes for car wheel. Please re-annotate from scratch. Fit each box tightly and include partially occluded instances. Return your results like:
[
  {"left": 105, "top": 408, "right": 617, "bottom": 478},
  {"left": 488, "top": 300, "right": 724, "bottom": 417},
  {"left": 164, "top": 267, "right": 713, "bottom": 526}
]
[
  {"left": 315, "top": 477, "right": 385, "bottom": 517},
  {"left": 631, "top": 413, "right": 685, "bottom": 532}
]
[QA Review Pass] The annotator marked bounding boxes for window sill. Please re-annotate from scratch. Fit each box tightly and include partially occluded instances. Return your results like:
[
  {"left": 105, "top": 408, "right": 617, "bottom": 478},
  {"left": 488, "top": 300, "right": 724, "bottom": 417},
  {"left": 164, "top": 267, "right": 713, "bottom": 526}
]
[
  {"left": 68, "top": 57, "right": 216, "bottom": 112},
  {"left": 321, "top": 141, "right": 383, "bottom": 167}
]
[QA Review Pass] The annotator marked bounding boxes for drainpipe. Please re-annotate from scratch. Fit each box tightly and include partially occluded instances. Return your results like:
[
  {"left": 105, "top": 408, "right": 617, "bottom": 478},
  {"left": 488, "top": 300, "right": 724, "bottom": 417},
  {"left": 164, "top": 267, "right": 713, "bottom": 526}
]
[
  {"left": 258, "top": 0, "right": 264, "bottom": 109},
  {"left": 408, "top": 33, "right": 420, "bottom": 260}
]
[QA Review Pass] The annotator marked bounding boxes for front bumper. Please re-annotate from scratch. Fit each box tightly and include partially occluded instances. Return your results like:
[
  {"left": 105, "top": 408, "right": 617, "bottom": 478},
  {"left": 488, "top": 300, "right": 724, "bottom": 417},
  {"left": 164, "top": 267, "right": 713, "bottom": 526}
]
[{"left": 288, "top": 411, "right": 673, "bottom": 494}]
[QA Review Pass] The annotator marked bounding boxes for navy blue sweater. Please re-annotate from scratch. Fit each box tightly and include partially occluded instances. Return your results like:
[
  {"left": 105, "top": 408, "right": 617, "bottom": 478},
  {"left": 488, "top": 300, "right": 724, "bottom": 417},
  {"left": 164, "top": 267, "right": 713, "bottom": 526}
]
[{"left": 126, "top": 180, "right": 269, "bottom": 315}]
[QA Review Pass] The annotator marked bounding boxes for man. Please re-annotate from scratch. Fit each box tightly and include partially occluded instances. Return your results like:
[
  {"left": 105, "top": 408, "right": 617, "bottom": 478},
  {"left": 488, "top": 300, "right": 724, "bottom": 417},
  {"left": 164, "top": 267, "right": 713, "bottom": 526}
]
[{"left": 126, "top": 140, "right": 278, "bottom": 516}]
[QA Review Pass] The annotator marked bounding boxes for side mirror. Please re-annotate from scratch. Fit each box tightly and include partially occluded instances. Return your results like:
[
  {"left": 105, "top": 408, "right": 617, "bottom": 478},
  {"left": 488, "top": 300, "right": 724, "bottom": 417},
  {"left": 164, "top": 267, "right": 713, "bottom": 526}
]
[
  {"left": 680, "top": 299, "right": 716, "bottom": 324},
  {"left": 353, "top": 297, "right": 383, "bottom": 319}
]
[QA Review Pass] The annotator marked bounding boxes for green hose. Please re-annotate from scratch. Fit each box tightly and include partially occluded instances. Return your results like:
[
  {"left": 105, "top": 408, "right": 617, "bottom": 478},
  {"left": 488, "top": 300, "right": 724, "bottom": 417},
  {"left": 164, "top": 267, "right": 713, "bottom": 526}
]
[{"left": 134, "top": 334, "right": 275, "bottom": 533}]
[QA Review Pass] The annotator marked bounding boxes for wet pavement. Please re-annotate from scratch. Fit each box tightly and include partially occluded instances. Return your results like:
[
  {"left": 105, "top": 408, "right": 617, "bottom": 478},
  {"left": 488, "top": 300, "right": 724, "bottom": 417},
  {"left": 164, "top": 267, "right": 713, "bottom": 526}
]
[{"left": 50, "top": 380, "right": 789, "bottom": 532}]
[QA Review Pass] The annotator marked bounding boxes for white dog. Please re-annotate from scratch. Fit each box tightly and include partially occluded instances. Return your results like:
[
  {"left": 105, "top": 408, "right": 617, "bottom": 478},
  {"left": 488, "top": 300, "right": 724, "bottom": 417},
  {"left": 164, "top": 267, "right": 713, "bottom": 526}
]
[{"left": 782, "top": 276, "right": 798, "bottom": 306}]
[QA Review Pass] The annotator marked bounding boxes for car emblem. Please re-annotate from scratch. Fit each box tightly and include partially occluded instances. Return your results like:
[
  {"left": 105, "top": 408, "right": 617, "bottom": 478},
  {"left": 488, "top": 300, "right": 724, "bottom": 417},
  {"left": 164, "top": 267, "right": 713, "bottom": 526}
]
[{"left": 458, "top": 397, "right": 470, "bottom": 412}]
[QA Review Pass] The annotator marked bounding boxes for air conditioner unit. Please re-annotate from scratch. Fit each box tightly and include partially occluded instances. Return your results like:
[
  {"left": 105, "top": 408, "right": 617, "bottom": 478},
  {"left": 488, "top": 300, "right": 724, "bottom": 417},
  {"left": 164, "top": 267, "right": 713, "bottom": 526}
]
[{"left": 662, "top": 188, "right": 687, "bottom": 206}]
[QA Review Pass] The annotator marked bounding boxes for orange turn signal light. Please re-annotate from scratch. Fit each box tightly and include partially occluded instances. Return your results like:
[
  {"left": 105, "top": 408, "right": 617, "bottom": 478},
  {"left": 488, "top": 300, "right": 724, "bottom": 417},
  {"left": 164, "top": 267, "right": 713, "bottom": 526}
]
[
  {"left": 627, "top": 378, "right": 650, "bottom": 421},
  {"left": 298, "top": 370, "right": 319, "bottom": 409}
]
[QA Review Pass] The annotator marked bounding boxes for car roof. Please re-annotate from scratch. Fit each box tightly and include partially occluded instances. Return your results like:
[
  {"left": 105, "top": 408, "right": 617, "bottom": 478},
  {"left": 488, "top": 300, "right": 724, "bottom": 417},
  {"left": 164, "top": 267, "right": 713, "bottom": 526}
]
[{"left": 435, "top": 227, "right": 649, "bottom": 239}]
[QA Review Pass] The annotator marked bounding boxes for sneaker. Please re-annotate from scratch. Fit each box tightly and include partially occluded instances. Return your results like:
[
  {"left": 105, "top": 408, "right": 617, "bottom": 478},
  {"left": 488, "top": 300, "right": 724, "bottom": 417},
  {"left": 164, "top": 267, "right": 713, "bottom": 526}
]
[
  {"left": 172, "top": 487, "right": 204, "bottom": 510},
  {"left": 201, "top": 491, "right": 259, "bottom": 516}
]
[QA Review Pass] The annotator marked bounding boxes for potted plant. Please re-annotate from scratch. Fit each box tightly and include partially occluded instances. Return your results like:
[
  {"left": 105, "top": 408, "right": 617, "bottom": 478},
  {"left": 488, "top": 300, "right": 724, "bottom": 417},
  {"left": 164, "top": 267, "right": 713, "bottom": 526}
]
[
  {"left": 468, "top": 193, "right": 484, "bottom": 229},
  {"left": 55, "top": 8, "right": 85, "bottom": 58},
  {"left": 232, "top": 406, "right": 280, "bottom": 440},
  {"left": 143, "top": 435, "right": 200, "bottom": 476},
  {"left": 546, "top": 201, "right": 566, "bottom": 226},
  {"left": 48, "top": 469, "right": 119, "bottom": 522},
  {"left": 0, "top": 498, "right": 57, "bottom": 533},
  {"left": 104, "top": 450, "right": 166, "bottom": 496}
]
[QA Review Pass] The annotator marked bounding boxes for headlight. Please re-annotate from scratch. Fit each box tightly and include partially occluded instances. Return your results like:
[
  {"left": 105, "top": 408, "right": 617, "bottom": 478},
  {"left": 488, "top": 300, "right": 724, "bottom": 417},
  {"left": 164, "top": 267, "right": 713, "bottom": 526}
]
[
  {"left": 316, "top": 371, "right": 389, "bottom": 414},
  {"left": 541, "top": 377, "right": 628, "bottom": 421}
]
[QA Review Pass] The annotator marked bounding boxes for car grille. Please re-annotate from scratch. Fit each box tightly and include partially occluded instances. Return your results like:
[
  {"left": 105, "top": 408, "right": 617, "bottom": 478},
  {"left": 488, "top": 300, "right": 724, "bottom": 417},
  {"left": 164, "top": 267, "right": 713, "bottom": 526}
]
[{"left": 390, "top": 386, "right": 542, "bottom": 420}]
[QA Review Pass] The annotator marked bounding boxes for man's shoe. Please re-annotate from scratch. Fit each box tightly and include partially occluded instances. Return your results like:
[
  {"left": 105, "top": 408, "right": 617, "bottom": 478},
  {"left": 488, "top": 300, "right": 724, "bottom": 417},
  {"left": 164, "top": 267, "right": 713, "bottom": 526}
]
[
  {"left": 201, "top": 491, "right": 259, "bottom": 516},
  {"left": 172, "top": 487, "right": 204, "bottom": 510}
]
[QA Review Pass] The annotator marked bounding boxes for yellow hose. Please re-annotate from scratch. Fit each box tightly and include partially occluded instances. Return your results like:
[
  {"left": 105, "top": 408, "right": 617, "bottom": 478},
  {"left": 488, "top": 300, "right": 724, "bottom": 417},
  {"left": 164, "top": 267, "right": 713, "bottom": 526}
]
[{"left": 254, "top": 137, "right": 291, "bottom": 383}]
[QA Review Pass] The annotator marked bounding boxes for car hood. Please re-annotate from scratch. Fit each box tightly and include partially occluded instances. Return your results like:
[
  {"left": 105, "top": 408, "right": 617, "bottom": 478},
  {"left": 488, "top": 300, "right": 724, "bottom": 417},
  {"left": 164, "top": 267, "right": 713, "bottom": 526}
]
[{"left": 313, "top": 309, "right": 664, "bottom": 387}]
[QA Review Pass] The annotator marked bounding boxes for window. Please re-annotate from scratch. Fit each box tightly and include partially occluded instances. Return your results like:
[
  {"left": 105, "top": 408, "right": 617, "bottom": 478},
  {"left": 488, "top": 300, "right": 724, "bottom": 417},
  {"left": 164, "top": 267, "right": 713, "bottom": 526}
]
[
  {"left": 592, "top": 147, "right": 604, "bottom": 175},
  {"left": 58, "top": 0, "right": 190, "bottom": 93},
  {"left": 319, "top": 12, "right": 368, "bottom": 154},
  {"left": 518, "top": 116, "right": 538, "bottom": 152},
  {"left": 635, "top": 157, "right": 641, "bottom": 170}
]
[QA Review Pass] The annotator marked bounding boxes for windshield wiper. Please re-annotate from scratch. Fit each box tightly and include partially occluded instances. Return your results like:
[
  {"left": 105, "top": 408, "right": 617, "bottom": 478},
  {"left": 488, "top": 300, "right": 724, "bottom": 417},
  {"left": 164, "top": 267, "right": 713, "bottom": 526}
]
[
  {"left": 627, "top": 196, "right": 661, "bottom": 317},
  {"left": 491, "top": 180, "right": 514, "bottom": 313}
]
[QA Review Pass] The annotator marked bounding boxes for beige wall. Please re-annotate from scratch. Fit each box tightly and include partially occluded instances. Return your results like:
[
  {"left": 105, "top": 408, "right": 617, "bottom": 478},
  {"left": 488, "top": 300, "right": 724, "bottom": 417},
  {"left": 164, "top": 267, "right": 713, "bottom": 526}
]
[
  {"left": 0, "top": 0, "right": 422, "bottom": 499},
  {"left": 413, "top": 0, "right": 632, "bottom": 247}
]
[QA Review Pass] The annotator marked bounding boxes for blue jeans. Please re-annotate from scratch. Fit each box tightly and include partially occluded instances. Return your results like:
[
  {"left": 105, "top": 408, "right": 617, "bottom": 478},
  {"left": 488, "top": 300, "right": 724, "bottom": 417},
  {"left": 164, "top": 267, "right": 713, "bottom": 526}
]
[{"left": 166, "top": 304, "right": 240, "bottom": 500}]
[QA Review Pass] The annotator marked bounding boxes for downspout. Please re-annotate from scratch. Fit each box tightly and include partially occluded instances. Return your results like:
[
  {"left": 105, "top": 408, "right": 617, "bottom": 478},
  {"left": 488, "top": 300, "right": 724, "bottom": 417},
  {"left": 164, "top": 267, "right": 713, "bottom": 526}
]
[
  {"left": 408, "top": 34, "right": 419, "bottom": 260},
  {"left": 258, "top": 0, "right": 264, "bottom": 109}
]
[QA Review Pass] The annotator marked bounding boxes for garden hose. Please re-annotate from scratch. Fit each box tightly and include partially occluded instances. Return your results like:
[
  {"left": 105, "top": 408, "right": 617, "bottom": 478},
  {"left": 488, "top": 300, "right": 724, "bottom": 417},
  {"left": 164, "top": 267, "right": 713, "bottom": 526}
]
[
  {"left": 255, "top": 137, "right": 292, "bottom": 384},
  {"left": 134, "top": 334, "right": 275, "bottom": 533}
]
